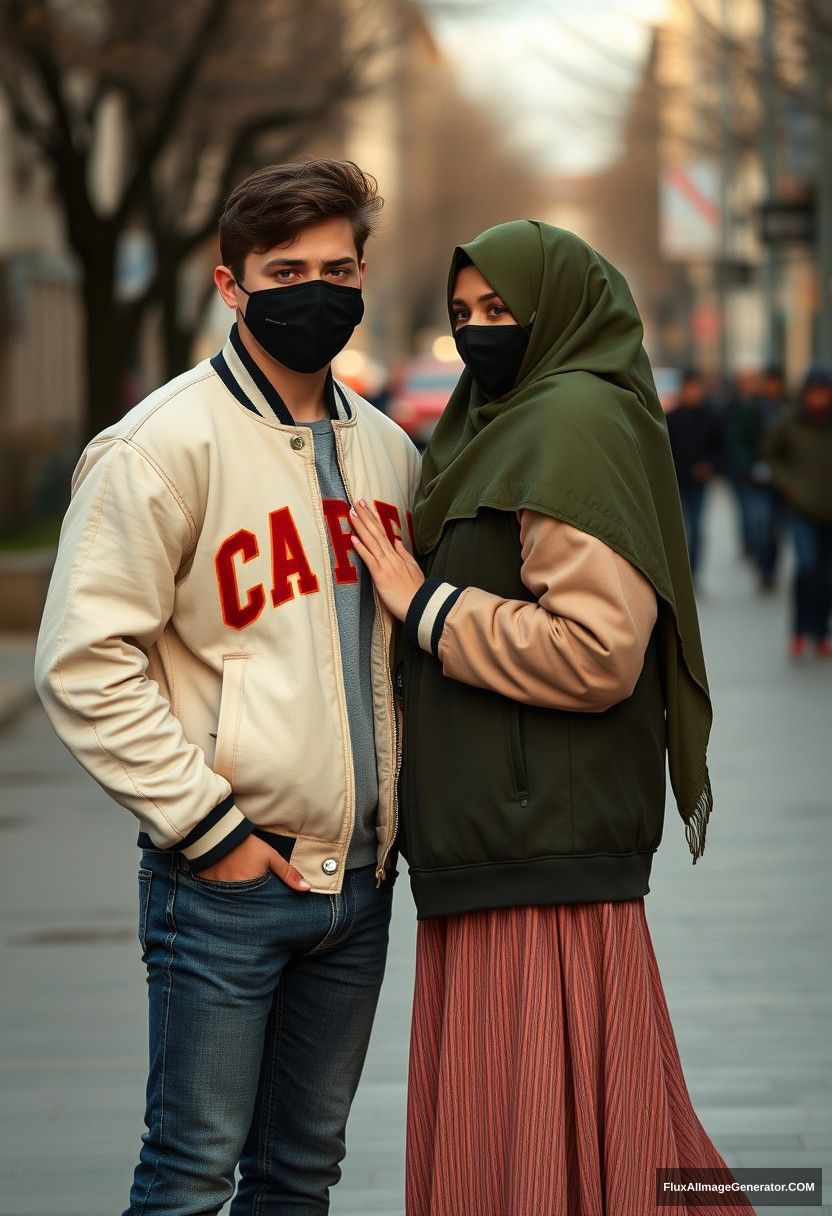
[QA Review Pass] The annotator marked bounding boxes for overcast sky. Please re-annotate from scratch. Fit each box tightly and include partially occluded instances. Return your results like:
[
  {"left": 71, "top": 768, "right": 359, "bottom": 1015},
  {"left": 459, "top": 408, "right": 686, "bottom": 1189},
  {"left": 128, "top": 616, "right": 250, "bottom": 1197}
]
[{"left": 431, "top": 0, "right": 668, "bottom": 175}]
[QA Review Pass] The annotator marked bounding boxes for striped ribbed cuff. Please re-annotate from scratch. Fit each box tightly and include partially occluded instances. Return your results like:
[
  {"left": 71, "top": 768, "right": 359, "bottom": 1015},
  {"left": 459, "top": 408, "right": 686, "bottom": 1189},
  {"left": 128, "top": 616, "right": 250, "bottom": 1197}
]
[
  {"left": 405, "top": 578, "right": 464, "bottom": 658},
  {"left": 181, "top": 796, "right": 255, "bottom": 871},
  {"left": 138, "top": 795, "right": 255, "bottom": 872}
]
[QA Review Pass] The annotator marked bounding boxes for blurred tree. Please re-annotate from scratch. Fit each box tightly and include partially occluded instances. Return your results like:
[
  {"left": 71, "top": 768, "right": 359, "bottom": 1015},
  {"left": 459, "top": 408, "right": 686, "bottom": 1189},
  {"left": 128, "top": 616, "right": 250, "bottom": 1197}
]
[
  {"left": 396, "top": 46, "right": 545, "bottom": 343},
  {"left": 0, "top": 0, "right": 389, "bottom": 441}
]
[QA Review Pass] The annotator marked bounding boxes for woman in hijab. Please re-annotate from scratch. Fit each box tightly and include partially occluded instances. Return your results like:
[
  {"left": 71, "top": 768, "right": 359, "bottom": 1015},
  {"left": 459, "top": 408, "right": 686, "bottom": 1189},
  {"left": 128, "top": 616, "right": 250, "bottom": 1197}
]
[{"left": 350, "top": 221, "right": 753, "bottom": 1216}]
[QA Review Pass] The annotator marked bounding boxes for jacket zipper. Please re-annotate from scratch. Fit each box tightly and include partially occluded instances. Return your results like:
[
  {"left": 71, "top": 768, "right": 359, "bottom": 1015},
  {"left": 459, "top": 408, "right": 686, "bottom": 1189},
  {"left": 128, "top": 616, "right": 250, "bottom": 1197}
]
[
  {"left": 375, "top": 608, "right": 401, "bottom": 886},
  {"left": 304, "top": 426, "right": 357, "bottom": 877},
  {"left": 330, "top": 422, "right": 400, "bottom": 885}
]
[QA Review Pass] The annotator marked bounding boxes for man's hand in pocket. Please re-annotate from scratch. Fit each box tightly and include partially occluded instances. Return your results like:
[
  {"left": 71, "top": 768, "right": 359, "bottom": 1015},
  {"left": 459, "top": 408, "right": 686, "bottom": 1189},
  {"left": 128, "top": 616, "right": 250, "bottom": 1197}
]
[{"left": 197, "top": 832, "right": 310, "bottom": 890}]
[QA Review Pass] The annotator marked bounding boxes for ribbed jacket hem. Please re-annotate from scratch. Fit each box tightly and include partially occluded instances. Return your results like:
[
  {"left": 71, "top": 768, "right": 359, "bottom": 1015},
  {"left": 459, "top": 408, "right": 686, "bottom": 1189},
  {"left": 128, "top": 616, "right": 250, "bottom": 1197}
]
[{"left": 408, "top": 850, "right": 656, "bottom": 920}]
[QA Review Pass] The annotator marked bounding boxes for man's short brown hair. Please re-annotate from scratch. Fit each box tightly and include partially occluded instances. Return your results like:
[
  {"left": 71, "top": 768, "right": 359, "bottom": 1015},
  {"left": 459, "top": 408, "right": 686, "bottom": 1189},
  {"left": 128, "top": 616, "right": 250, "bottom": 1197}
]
[{"left": 219, "top": 159, "right": 383, "bottom": 282}]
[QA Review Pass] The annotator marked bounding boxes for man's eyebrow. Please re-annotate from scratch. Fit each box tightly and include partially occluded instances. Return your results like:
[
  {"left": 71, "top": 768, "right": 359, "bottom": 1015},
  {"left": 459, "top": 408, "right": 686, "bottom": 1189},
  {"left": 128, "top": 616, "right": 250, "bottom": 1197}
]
[
  {"left": 263, "top": 257, "right": 308, "bottom": 269},
  {"left": 262, "top": 255, "right": 358, "bottom": 270}
]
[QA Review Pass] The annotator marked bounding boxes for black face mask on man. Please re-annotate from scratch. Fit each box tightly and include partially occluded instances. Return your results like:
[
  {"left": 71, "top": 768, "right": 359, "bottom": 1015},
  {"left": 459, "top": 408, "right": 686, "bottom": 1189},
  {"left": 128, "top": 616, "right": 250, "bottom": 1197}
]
[
  {"left": 454, "top": 324, "right": 531, "bottom": 401},
  {"left": 237, "top": 278, "right": 365, "bottom": 374}
]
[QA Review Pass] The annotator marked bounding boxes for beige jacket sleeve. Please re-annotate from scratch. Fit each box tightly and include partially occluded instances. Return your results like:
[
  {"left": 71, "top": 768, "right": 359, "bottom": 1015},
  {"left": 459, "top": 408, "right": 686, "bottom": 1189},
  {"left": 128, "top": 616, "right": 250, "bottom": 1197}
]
[
  {"left": 34, "top": 437, "right": 253, "bottom": 868},
  {"left": 404, "top": 510, "right": 658, "bottom": 712}
]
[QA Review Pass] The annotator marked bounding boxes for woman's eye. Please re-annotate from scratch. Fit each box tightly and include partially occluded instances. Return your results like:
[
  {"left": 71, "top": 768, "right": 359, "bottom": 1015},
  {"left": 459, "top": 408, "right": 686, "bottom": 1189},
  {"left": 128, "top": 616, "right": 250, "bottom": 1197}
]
[
  {"left": 452, "top": 310, "right": 469, "bottom": 326},
  {"left": 488, "top": 305, "right": 508, "bottom": 319}
]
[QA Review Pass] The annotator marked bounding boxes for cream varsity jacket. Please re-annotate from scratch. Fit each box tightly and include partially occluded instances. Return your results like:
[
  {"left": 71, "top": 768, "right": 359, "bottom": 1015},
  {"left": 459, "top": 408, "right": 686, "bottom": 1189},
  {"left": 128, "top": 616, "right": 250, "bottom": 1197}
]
[{"left": 34, "top": 331, "right": 421, "bottom": 893}]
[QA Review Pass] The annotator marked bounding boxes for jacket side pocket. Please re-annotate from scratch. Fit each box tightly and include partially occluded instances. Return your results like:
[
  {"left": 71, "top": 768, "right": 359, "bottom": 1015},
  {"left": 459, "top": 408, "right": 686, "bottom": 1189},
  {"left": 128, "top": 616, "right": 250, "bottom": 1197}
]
[
  {"left": 507, "top": 701, "right": 531, "bottom": 802},
  {"left": 213, "top": 655, "right": 248, "bottom": 785}
]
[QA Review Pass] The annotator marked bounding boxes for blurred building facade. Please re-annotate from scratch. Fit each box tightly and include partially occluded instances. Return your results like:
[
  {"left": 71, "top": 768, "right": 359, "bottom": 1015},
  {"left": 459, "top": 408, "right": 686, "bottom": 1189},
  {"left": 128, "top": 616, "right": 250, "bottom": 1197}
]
[
  {"left": 653, "top": 0, "right": 823, "bottom": 382},
  {"left": 547, "top": 0, "right": 829, "bottom": 386},
  {"left": 0, "top": 95, "right": 84, "bottom": 532}
]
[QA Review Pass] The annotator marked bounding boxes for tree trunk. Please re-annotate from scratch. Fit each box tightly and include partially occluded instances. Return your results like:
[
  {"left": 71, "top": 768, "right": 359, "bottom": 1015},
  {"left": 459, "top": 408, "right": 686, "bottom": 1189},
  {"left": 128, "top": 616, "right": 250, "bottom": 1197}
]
[
  {"left": 80, "top": 243, "right": 126, "bottom": 446},
  {"left": 159, "top": 260, "right": 195, "bottom": 381}
]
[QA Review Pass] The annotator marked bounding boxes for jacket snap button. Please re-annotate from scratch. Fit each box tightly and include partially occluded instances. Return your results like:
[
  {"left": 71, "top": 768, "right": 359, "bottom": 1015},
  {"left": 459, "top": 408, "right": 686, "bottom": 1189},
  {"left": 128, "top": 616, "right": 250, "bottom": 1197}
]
[
  {"left": 290, "top": 435, "right": 305, "bottom": 451},
  {"left": 322, "top": 858, "right": 338, "bottom": 875}
]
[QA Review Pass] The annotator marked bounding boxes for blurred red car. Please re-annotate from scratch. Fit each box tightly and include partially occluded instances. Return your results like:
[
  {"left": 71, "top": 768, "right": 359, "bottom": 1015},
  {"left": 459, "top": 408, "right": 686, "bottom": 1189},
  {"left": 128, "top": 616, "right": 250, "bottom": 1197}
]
[{"left": 388, "top": 353, "right": 464, "bottom": 449}]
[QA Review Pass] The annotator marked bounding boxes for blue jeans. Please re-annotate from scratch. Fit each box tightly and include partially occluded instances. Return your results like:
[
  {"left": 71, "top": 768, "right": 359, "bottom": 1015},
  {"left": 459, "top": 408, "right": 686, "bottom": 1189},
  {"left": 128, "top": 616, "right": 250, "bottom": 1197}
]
[
  {"left": 727, "top": 471, "right": 754, "bottom": 557},
  {"left": 789, "top": 513, "right": 832, "bottom": 641},
  {"left": 747, "top": 484, "right": 784, "bottom": 581},
  {"left": 124, "top": 849, "right": 395, "bottom": 1216},
  {"left": 679, "top": 483, "right": 707, "bottom": 581}
]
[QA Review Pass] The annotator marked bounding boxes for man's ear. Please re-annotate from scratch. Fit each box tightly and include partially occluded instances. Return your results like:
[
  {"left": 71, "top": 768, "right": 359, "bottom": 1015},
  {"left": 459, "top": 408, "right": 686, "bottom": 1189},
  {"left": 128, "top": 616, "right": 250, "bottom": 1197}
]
[
  {"left": 359, "top": 258, "right": 367, "bottom": 290},
  {"left": 214, "top": 265, "right": 240, "bottom": 311}
]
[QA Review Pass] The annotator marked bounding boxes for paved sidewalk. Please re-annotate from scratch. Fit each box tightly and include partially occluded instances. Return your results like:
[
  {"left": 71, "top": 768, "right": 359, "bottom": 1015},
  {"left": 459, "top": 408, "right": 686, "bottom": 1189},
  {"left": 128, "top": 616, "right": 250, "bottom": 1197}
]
[
  {"left": 0, "top": 486, "right": 829, "bottom": 1215},
  {"left": 0, "top": 631, "right": 37, "bottom": 729}
]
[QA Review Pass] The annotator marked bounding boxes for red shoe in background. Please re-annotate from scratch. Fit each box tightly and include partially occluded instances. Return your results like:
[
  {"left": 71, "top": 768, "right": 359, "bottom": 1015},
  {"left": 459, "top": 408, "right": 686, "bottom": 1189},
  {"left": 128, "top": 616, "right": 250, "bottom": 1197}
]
[
  {"left": 789, "top": 636, "right": 807, "bottom": 658},
  {"left": 816, "top": 638, "right": 832, "bottom": 658}
]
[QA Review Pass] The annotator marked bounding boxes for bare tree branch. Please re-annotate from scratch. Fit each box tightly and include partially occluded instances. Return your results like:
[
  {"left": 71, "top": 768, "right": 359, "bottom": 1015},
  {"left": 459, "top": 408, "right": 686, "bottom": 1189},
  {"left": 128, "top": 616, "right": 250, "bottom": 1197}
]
[
  {"left": 114, "top": 0, "right": 230, "bottom": 226},
  {"left": 0, "top": 63, "right": 56, "bottom": 155}
]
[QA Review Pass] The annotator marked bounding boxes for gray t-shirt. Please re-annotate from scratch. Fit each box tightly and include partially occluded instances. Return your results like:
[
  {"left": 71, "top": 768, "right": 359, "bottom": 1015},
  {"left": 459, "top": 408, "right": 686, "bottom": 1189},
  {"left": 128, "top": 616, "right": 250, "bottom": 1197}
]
[{"left": 304, "top": 416, "right": 378, "bottom": 869}]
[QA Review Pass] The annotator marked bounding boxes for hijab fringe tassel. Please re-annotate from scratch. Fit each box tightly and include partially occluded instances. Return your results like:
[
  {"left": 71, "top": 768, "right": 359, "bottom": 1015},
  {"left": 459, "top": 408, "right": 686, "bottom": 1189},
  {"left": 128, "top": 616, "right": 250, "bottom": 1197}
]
[{"left": 684, "top": 769, "right": 713, "bottom": 864}]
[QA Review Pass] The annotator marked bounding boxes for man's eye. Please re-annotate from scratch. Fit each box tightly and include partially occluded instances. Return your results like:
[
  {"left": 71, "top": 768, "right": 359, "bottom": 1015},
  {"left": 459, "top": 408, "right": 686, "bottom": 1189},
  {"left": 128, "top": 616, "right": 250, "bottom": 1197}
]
[
  {"left": 328, "top": 269, "right": 347, "bottom": 279},
  {"left": 276, "top": 270, "right": 295, "bottom": 281}
]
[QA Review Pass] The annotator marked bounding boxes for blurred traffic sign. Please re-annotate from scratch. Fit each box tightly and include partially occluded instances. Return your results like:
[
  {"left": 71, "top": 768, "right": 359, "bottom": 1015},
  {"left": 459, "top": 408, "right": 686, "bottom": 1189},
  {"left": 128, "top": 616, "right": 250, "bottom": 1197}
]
[
  {"left": 660, "top": 160, "right": 720, "bottom": 261},
  {"left": 758, "top": 198, "right": 816, "bottom": 245},
  {"left": 714, "top": 258, "right": 756, "bottom": 287}
]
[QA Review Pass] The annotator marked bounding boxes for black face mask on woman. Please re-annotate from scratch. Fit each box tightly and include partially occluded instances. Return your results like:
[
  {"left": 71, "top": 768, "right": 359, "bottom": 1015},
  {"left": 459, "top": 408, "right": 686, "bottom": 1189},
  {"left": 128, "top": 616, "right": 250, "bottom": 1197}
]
[
  {"left": 237, "top": 278, "right": 365, "bottom": 373},
  {"left": 454, "top": 324, "right": 530, "bottom": 401}
]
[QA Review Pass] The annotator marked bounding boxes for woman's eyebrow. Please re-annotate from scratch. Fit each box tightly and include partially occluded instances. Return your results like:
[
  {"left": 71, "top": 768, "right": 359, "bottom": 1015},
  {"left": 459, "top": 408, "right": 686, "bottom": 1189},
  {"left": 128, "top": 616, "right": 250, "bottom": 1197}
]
[{"left": 451, "top": 292, "right": 501, "bottom": 307}]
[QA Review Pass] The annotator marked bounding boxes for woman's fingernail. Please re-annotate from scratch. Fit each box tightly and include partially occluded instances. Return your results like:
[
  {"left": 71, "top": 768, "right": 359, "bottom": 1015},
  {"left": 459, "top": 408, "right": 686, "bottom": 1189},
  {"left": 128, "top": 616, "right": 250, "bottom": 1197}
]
[{"left": 358, "top": 498, "right": 368, "bottom": 508}]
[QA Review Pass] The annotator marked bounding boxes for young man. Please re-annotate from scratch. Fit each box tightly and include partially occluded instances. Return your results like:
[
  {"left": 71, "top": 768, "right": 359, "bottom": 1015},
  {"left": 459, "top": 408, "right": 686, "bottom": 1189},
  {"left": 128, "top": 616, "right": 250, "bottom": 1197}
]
[{"left": 34, "top": 159, "right": 420, "bottom": 1215}]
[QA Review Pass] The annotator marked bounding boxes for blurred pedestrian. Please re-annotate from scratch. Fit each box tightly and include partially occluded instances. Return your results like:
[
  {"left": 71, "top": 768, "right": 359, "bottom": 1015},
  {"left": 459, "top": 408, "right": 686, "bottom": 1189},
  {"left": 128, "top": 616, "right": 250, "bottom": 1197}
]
[
  {"left": 34, "top": 159, "right": 420, "bottom": 1214},
  {"left": 721, "top": 369, "right": 758, "bottom": 559},
  {"left": 764, "top": 367, "right": 832, "bottom": 658},
  {"left": 744, "top": 365, "right": 789, "bottom": 591},
  {"left": 351, "top": 222, "right": 754, "bottom": 1216},
  {"left": 665, "top": 369, "right": 723, "bottom": 587}
]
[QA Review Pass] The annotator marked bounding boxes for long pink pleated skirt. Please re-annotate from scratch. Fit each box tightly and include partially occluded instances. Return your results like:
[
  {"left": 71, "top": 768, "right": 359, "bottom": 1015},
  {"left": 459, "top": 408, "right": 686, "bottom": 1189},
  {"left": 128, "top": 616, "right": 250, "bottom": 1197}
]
[{"left": 406, "top": 897, "right": 755, "bottom": 1216}]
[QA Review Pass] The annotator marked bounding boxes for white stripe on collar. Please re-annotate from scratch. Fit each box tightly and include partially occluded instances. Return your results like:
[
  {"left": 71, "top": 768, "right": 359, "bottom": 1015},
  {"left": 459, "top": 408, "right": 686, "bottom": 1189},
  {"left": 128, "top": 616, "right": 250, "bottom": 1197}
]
[{"left": 221, "top": 334, "right": 355, "bottom": 424}]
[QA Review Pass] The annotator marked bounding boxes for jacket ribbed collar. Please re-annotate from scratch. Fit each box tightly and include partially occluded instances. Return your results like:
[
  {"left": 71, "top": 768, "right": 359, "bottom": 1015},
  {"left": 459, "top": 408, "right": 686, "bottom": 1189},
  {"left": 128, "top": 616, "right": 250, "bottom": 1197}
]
[{"left": 210, "top": 323, "right": 352, "bottom": 425}]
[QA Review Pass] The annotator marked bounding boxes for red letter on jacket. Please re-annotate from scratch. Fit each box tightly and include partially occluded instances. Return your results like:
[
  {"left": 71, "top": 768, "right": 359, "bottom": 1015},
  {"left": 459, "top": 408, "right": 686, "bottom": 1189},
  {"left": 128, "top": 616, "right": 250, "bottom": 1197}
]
[
  {"left": 215, "top": 529, "right": 266, "bottom": 630},
  {"left": 322, "top": 499, "right": 359, "bottom": 585},
  {"left": 374, "top": 500, "right": 404, "bottom": 545},
  {"left": 269, "top": 507, "right": 320, "bottom": 607}
]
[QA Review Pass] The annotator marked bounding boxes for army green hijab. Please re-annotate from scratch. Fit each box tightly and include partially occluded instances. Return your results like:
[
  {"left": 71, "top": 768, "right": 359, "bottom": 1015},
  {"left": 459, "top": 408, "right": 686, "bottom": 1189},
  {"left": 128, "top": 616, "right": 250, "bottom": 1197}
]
[{"left": 413, "top": 220, "right": 713, "bottom": 863}]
